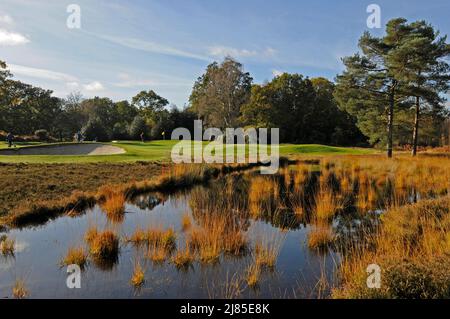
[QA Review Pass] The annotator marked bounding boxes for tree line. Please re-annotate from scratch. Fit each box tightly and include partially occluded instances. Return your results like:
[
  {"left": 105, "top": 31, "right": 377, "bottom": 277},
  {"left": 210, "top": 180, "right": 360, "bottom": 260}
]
[{"left": 1, "top": 17, "right": 449, "bottom": 155}]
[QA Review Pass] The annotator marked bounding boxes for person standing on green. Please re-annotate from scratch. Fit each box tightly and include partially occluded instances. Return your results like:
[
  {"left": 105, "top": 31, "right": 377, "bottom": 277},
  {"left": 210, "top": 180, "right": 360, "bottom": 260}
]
[{"left": 6, "top": 132, "right": 14, "bottom": 148}]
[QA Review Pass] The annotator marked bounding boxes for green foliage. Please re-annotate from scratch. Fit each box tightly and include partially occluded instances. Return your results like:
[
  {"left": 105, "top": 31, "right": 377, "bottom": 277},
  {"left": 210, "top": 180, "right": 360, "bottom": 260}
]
[
  {"left": 241, "top": 75, "right": 366, "bottom": 145},
  {"left": 335, "top": 18, "right": 450, "bottom": 152},
  {"left": 132, "top": 90, "right": 168, "bottom": 125},
  {"left": 128, "top": 115, "right": 148, "bottom": 140},
  {"left": 189, "top": 57, "right": 252, "bottom": 128},
  {"left": 81, "top": 117, "right": 110, "bottom": 142}
]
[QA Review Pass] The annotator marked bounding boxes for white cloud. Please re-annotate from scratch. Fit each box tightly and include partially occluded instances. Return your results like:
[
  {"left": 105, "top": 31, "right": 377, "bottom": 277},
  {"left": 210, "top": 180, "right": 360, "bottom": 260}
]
[
  {"left": 264, "top": 47, "right": 277, "bottom": 57},
  {"left": 8, "top": 64, "right": 77, "bottom": 82},
  {"left": 272, "top": 69, "right": 284, "bottom": 77},
  {"left": 95, "top": 33, "right": 210, "bottom": 61},
  {"left": 0, "top": 28, "right": 29, "bottom": 46},
  {"left": 0, "top": 14, "right": 14, "bottom": 25},
  {"left": 66, "top": 81, "right": 80, "bottom": 90},
  {"left": 208, "top": 46, "right": 257, "bottom": 58},
  {"left": 208, "top": 46, "right": 277, "bottom": 59},
  {"left": 83, "top": 81, "right": 104, "bottom": 91}
]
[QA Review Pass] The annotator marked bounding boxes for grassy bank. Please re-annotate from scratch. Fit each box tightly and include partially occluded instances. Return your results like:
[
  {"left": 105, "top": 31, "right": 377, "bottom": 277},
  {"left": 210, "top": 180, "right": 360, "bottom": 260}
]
[
  {"left": 0, "top": 160, "right": 288, "bottom": 228},
  {"left": 0, "top": 162, "right": 163, "bottom": 219},
  {"left": 333, "top": 195, "right": 450, "bottom": 298},
  {"left": 0, "top": 140, "right": 376, "bottom": 163}
]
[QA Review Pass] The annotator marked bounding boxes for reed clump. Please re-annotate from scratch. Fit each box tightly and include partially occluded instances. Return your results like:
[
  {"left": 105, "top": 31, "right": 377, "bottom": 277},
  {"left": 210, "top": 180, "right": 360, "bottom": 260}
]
[
  {"left": 98, "top": 185, "right": 126, "bottom": 222},
  {"left": 127, "top": 226, "right": 176, "bottom": 250},
  {"left": 334, "top": 196, "right": 450, "bottom": 298},
  {"left": 246, "top": 263, "right": 261, "bottom": 288},
  {"left": 181, "top": 213, "right": 192, "bottom": 231},
  {"left": 86, "top": 229, "right": 119, "bottom": 260},
  {"left": 130, "top": 261, "right": 145, "bottom": 287},
  {"left": 12, "top": 279, "right": 28, "bottom": 299},
  {"left": 314, "top": 187, "right": 342, "bottom": 221},
  {"left": 171, "top": 244, "right": 195, "bottom": 270},
  {"left": 0, "top": 235, "right": 15, "bottom": 256},
  {"left": 188, "top": 213, "right": 248, "bottom": 263},
  {"left": 61, "top": 246, "right": 88, "bottom": 270},
  {"left": 307, "top": 224, "right": 335, "bottom": 250}
]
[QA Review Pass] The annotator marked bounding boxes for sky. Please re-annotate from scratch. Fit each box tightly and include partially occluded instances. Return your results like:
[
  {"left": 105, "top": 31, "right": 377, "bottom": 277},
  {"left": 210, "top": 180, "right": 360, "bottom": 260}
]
[{"left": 0, "top": 0, "right": 449, "bottom": 107}]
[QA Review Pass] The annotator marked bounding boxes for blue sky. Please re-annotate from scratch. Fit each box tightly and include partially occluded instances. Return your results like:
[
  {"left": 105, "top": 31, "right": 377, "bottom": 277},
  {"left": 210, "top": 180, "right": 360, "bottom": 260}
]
[{"left": 1, "top": 0, "right": 449, "bottom": 107}]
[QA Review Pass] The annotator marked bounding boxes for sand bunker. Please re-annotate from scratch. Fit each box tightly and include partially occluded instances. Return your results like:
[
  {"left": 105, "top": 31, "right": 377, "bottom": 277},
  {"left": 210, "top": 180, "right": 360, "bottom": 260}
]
[{"left": 0, "top": 143, "right": 126, "bottom": 156}]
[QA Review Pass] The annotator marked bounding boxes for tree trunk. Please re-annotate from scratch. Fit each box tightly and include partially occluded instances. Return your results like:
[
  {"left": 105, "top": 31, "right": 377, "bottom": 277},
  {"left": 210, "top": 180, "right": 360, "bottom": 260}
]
[
  {"left": 411, "top": 96, "right": 420, "bottom": 156},
  {"left": 387, "top": 89, "right": 395, "bottom": 158}
]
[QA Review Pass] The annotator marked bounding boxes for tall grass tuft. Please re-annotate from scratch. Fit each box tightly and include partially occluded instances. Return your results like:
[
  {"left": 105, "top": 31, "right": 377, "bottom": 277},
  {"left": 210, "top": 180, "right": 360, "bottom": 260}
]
[
  {"left": 0, "top": 235, "right": 15, "bottom": 256},
  {"left": 61, "top": 246, "right": 88, "bottom": 270},
  {"left": 12, "top": 279, "right": 28, "bottom": 299}
]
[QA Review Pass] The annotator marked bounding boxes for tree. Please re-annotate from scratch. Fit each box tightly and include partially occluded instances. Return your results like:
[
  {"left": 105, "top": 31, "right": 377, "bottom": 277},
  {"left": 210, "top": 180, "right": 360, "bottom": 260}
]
[
  {"left": 189, "top": 57, "right": 253, "bottom": 129},
  {"left": 387, "top": 20, "right": 450, "bottom": 155},
  {"left": 335, "top": 19, "right": 417, "bottom": 157},
  {"left": 128, "top": 115, "right": 148, "bottom": 140},
  {"left": 115, "top": 100, "right": 138, "bottom": 124},
  {"left": 81, "top": 117, "right": 110, "bottom": 141},
  {"left": 0, "top": 79, "right": 61, "bottom": 135},
  {"left": 132, "top": 90, "right": 168, "bottom": 125},
  {"left": 241, "top": 74, "right": 366, "bottom": 145}
]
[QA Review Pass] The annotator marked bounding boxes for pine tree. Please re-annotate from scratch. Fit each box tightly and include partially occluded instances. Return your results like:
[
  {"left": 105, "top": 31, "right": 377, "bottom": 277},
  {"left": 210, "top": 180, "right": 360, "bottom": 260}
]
[{"left": 387, "top": 20, "right": 450, "bottom": 155}]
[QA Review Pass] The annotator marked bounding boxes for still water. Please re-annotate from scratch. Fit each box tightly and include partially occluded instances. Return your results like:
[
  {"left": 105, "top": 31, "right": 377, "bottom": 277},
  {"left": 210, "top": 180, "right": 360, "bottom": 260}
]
[{"left": 1, "top": 169, "right": 381, "bottom": 299}]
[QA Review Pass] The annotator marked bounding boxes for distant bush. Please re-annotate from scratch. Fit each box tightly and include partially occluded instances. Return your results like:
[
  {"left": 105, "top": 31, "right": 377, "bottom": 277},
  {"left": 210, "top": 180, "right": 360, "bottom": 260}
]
[
  {"left": 112, "top": 122, "right": 129, "bottom": 140},
  {"left": 81, "top": 117, "right": 111, "bottom": 142},
  {"left": 128, "top": 115, "right": 149, "bottom": 140}
]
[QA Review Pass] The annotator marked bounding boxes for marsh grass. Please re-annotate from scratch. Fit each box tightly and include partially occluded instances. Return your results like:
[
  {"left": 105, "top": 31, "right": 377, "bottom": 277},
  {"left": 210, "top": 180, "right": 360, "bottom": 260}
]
[
  {"left": 12, "top": 279, "right": 28, "bottom": 299},
  {"left": 249, "top": 176, "right": 279, "bottom": 218},
  {"left": 100, "top": 187, "right": 126, "bottom": 222},
  {"left": 314, "top": 187, "right": 342, "bottom": 221},
  {"left": 86, "top": 229, "right": 119, "bottom": 261},
  {"left": 181, "top": 213, "right": 192, "bottom": 231},
  {"left": 147, "top": 242, "right": 169, "bottom": 264},
  {"left": 171, "top": 243, "right": 195, "bottom": 270},
  {"left": 308, "top": 224, "right": 335, "bottom": 250},
  {"left": 130, "top": 261, "right": 145, "bottom": 287},
  {"left": 0, "top": 235, "right": 15, "bottom": 256},
  {"left": 207, "top": 271, "right": 244, "bottom": 299},
  {"left": 246, "top": 263, "right": 261, "bottom": 288},
  {"left": 127, "top": 226, "right": 176, "bottom": 250},
  {"left": 188, "top": 212, "right": 248, "bottom": 263},
  {"left": 1, "top": 161, "right": 275, "bottom": 229},
  {"left": 334, "top": 195, "right": 450, "bottom": 298},
  {"left": 61, "top": 246, "right": 88, "bottom": 270},
  {"left": 252, "top": 230, "right": 285, "bottom": 270}
]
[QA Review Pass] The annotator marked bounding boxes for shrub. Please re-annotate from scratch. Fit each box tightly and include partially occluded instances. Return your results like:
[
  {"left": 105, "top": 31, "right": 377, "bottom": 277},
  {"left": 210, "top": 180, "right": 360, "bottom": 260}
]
[
  {"left": 81, "top": 117, "right": 110, "bottom": 142},
  {"left": 128, "top": 115, "right": 149, "bottom": 140}
]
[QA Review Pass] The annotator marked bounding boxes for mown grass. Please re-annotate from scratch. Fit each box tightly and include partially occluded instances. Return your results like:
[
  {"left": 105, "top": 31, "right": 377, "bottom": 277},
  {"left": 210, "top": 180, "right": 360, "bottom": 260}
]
[{"left": 0, "top": 140, "right": 376, "bottom": 164}]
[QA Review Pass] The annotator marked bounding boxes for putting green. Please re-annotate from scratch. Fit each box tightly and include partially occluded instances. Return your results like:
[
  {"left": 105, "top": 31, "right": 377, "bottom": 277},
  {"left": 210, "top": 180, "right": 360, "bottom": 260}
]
[{"left": 0, "top": 140, "right": 376, "bottom": 163}]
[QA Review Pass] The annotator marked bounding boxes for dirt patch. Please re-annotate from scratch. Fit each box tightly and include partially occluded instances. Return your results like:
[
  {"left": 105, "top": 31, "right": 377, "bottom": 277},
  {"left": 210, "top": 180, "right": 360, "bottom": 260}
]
[{"left": 0, "top": 143, "right": 125, "bottom": 156}]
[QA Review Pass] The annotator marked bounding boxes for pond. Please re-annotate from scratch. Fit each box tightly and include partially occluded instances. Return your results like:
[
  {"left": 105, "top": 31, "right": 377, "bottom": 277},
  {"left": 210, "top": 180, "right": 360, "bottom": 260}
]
[{"left": 1, "top": 164, "right": 409, "bottom": 299}]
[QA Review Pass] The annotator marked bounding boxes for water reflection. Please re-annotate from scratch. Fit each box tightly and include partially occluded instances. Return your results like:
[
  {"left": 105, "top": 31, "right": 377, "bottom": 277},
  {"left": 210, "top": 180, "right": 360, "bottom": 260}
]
[{"left": 1, "top": 162, "right": 439, "bottom": 299}]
